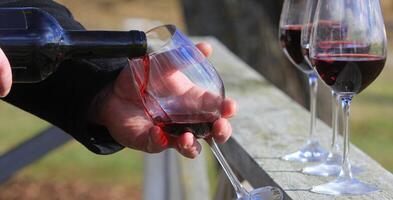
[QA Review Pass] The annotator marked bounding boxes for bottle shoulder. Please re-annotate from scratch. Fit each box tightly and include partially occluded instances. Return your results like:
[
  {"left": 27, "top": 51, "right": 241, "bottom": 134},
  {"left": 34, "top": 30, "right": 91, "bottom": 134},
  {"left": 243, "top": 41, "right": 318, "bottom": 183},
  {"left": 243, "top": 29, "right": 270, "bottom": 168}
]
[{"left": 0, "top": 7, "right": 64, "bottom": 44}]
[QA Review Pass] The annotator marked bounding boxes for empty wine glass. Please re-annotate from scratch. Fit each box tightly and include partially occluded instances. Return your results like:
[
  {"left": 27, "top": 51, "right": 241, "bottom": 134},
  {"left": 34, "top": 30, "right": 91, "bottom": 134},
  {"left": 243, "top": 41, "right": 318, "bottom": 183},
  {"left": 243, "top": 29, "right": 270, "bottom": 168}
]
[
  {"left": 309, "top": 0, "right": 387, "bottom": 195},
  {"left": 129, "top": 25, "right": 283, "bottom": 200},
  {"left": 279, "top": 0, "right": 328, "bottom": 163}
]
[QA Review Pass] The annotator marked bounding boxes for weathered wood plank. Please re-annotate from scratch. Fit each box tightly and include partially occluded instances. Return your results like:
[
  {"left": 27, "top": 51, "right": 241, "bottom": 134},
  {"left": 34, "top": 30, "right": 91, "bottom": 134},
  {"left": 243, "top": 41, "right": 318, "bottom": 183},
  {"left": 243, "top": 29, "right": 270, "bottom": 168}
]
[
  {"left": 143, "top": 150, "right": 183, "bottom": 200},
  {"left": 197, "top": 37, "right": 393, "bottom": 199},
  {"left": 179, "top": 148, "right": 211, "bottom": 200},
  {"left": 143, "top": 149, "right": 210, "bottom": 200}
]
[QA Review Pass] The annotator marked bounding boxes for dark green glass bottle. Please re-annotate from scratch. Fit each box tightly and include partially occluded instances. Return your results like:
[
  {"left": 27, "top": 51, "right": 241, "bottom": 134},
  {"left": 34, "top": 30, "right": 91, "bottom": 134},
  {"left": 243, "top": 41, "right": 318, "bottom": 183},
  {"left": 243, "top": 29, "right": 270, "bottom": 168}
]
[{"left": 0, "top": 7, "right": 147, "bottom": 82}]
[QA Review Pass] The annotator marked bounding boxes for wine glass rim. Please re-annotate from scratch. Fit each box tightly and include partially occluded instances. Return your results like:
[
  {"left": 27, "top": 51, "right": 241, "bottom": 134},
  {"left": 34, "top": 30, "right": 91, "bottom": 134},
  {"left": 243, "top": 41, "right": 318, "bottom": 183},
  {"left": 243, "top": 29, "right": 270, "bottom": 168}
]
[
  {"left": 146, "top": 24, "right": 180, "bottom": 56},
  {"left": 146, "top": 24, "right": 177, "bottom": 35}
]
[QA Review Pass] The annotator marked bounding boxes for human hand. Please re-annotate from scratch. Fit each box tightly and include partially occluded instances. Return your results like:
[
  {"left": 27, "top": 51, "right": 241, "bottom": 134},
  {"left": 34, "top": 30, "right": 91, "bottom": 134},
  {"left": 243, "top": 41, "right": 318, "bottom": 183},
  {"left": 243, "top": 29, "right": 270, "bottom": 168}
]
[
  {"left": 95, "top": 42, "right": 236, "bottom": 158},
  {"left": 0, "top": 48, "right": 12, "bottom": 97}
]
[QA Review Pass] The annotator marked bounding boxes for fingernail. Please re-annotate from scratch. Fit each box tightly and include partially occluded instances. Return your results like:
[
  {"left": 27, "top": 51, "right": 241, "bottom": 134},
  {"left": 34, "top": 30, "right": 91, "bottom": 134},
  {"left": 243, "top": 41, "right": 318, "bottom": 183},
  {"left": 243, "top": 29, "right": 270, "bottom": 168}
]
[{"left": 217, "top": 131, "right": 224, "bottom": 137}]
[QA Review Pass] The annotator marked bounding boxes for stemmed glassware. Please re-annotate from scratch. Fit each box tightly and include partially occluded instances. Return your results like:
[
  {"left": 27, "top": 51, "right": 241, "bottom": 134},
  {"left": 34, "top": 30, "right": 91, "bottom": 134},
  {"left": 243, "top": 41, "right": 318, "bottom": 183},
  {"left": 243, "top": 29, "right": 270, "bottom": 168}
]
[
  {"left": 309, "top": 0, "right": 387, "bottom": 195},
  {"left": 301, "top": 92, "right": 343, "bottom": 177},
  {"left": 300, "top": 0, "right": 343, "bottom": 176},
  {"left": 279, "top": 0, "right": 328, "bottom": 163},
  {"left": 129, "top": 25, "right": 283, "bottom": 200}
]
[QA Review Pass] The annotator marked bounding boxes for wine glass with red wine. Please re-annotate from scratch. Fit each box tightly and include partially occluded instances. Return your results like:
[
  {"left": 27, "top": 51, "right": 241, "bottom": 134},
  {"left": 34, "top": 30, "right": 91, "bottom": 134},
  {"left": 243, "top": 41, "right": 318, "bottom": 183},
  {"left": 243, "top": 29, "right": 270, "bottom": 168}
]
[
  {"left": 300, "top": 0, "right": 362, "bottom": 178},
  {"left": 300, "top": 0, "right": 344, "bottom": 177},
  {"left": 129, "top": 25, "right": 283, "bottom": 200},
  {"left": 279, "top": 0, "right": 328, "bottom": 163},
  {"left": 309, "top": 0, "right": 387, "bottom": 195}
]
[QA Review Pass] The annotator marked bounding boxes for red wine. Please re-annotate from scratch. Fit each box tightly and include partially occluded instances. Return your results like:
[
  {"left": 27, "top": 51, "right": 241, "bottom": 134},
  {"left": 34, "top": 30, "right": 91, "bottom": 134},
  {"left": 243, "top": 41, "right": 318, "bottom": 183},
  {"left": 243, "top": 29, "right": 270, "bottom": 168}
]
[
  {"left": 157, "top": 121, "right": 213, "bottom": 138},
  {"left": 153, "top": 114, "right": 217, "bottom": 138},
  {"left": 280, "top": 25, "right": 312, "bottom": 72},
  {"left": 312, "top": 54, "right": 385, "bottom": 93},
  {"left": 140, "top": 55, "right": 150, "bottom": 94},
  {"left": 138, "top": 54, "right": 171, "bottom": 124}
]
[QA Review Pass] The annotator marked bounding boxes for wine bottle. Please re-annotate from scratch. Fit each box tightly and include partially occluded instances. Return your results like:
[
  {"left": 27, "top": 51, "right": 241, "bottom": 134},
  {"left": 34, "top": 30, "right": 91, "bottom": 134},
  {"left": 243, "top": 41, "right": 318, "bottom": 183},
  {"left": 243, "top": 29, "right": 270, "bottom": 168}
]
[{"left": 0, "top": 7, "right": 147, "bottom": 82}]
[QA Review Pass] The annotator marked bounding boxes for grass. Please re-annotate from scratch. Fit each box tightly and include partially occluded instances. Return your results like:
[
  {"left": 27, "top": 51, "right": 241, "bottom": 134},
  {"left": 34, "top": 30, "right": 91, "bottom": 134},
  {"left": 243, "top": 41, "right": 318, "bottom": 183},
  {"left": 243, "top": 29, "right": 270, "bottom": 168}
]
[
  {"left": 0, "top": 102, "right": 50, "bottom": 154},
  {"left": 19, "top": 143, "right": 144, "bottom": 185},
  {"left": 351, "top": 64, "right": 393, "bottom": 171},
  {"left": 0, "top": 101, "right": 144, "bottom": 187}
]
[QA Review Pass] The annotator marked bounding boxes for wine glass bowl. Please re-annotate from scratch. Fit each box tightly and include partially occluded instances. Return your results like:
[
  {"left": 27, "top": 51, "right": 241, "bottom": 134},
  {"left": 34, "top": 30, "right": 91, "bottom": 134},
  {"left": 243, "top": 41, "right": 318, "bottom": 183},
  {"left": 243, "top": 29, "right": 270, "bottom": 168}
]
[
  {"left": 130, "top": 24, "right": 225, "bottom": 138},
  {"left": 279, "top": 0, "right": 310, "bottom": 72},
  {"left": 280, "top": 24, "right": 311, "bottom": 72},
  {"left": 312, "top": 53, "right": 385, "bottom": 94},
  {"left": 310, "top": 0, "right": 387, "bottom": 97}
]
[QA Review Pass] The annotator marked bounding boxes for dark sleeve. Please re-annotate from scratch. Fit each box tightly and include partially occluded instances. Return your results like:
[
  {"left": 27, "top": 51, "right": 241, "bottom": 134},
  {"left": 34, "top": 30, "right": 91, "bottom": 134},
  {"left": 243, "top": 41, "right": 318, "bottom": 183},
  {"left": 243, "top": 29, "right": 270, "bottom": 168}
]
[{"left": 0, "top": 0, "right": 126, "bottom": 154}]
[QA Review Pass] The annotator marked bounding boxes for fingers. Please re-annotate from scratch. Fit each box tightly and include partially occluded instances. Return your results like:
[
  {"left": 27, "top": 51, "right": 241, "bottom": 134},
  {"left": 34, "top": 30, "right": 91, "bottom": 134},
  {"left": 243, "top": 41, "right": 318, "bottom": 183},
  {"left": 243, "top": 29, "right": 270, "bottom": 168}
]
[
  {"left": 200, "top": 91, "right": 223, "bottom": 113},
  {"left": 0, "top": 48, "right": 12, "bottom": 97},
  {"left": 148, "top": 126, "right": 202, "bottom": 159},
  {"left": 145, "top": 97, "right": 235, "bottom": 157},
  {"left": 222, "top": 98, "right": 237, "bottom": 118},
  {"left": 210, "top": 98, "right": 235, "bottom": 144},
  {"left": 196, "top": 42, "right": 213, "bottom": 57},
  {"left": 212, "top": 118, "right": 232, "bottom": 144},
  {"left": 176, "top": 132, "right": 202, "bottom": 159}
]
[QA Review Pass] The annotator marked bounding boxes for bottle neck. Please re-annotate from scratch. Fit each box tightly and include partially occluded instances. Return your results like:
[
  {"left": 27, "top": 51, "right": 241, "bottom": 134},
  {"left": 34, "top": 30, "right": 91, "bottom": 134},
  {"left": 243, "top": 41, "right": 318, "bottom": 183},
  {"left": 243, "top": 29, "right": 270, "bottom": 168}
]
[{"left": 61, "top": 30, "right": 147, "bottom": 59}]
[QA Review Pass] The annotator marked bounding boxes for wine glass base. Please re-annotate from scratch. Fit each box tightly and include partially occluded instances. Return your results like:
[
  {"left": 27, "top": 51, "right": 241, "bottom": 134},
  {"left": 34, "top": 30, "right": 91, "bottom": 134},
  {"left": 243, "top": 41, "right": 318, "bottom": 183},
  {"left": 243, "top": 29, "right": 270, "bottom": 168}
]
[
  {"left": 302, "top": 162, "right": 341, "bottom": 177},
  {"left": 238, "top": 187, "right": 283, "bottom": 200},
  {"left": 302, "top": 152, "right": 363, "bottom": 176},
  {"left": 311, "top": 177, "right": 379, "bottom": 196},
  {"left": 282, "top": 140, "right": 328, "bottom": 163},
  {"left": 302, "top": 152, "right": 341, "bottom": 176}
]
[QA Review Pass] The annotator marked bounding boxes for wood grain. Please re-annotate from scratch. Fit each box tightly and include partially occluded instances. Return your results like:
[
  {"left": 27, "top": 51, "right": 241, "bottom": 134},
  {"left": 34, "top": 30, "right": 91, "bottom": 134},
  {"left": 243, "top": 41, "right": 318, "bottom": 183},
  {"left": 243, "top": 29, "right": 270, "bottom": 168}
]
[{"left": 199, "top": 37, "right": 393, "bottom": 200}]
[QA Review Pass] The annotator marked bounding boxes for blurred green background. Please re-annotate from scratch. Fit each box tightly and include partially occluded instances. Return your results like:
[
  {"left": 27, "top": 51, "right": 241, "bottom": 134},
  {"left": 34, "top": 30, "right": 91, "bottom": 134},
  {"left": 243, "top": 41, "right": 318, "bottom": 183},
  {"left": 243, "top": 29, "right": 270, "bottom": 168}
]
[{"left": 0, "top": 0, "right": 392, "bottom": 199}]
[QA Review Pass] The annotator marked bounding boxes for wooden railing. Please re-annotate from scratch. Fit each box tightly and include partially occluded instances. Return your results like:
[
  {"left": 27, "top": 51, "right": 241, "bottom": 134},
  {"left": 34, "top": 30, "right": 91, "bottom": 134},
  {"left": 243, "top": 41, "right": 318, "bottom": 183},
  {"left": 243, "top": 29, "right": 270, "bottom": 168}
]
[
  {"left": 0, "top": 127, "right": 71, "bottom": 183},
  {"left": 143, "top": 37, "right": 393, "bottom": 200}
]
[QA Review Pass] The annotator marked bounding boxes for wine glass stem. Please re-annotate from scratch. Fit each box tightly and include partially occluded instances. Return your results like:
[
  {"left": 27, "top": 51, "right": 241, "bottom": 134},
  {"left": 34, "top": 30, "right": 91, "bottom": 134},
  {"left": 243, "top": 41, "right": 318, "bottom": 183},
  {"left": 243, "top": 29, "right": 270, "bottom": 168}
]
[
  {"left": 339, "top": 95, "right": 354, "bottom": 179},
  {"left": 331, "top": 91, "right": 340, "bottom": 154},
  {"left": 209, "top": 139, "right": 249, "bottom": 198},
  {"left": 308, "top": 72, "right": 318, "bottom": 143}
]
